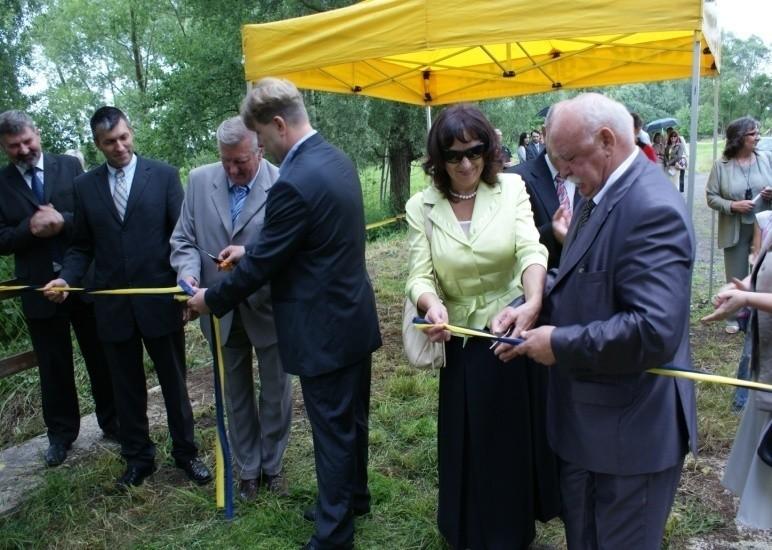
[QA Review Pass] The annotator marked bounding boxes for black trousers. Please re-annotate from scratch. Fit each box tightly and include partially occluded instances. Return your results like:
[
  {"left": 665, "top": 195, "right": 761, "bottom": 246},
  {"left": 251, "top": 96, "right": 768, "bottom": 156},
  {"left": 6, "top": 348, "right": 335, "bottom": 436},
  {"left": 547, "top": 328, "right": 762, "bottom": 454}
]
[
  {"left": 26, "top": 294, "right": 117, "bottom": 446},
  {"left": 300, "top": 356, "right": 371, "bottom": 550},
  {"left": 101, "top": 327, "right": 197, "bottom": 467}
]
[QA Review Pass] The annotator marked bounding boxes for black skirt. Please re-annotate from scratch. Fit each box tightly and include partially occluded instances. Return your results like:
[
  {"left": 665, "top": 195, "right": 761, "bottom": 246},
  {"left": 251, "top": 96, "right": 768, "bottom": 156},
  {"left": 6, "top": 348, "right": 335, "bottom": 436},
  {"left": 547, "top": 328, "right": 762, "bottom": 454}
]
[{"left": 437, "top": 336, "right": 561, "bottom": 550}]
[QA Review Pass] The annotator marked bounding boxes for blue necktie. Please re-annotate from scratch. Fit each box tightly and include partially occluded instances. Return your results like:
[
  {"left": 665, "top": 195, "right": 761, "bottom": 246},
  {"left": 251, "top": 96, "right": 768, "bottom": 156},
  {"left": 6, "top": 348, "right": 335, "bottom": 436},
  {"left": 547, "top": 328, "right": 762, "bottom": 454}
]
[
  {"left": 231, "top": 185, "right": 250, "bottom": 227},
  {"left": 27, "top": 168, "right": 44, "bottom": 204}
]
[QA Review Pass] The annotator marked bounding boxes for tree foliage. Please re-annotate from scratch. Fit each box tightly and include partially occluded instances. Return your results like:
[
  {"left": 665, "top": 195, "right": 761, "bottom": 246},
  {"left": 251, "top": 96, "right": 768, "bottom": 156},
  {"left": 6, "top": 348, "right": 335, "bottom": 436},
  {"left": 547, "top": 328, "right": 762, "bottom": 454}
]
[{"left": 4, "top": 1, "right": 771, "bottom": 210}]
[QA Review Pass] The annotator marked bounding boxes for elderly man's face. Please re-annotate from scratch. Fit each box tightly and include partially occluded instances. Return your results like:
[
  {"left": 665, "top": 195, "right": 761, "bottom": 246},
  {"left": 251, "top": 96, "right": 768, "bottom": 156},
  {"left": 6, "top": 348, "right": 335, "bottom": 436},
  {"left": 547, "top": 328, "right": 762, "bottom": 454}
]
[
  {"left": 220, "top": 136, "right": 261, "bottom": 186},
  {"left": 0, "top": 125, "right": 42, "bottom": 169},
  {"left": 548, "top": 126, "right": 611, "bottom": 199}
]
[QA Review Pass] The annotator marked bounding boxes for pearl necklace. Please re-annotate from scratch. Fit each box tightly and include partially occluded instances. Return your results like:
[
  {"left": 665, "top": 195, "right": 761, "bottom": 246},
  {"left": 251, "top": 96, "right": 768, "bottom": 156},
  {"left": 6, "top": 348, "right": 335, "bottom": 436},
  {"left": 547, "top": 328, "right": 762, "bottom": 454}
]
[{"left": 449, "top": 188, "right": 477, "bottom": 200}]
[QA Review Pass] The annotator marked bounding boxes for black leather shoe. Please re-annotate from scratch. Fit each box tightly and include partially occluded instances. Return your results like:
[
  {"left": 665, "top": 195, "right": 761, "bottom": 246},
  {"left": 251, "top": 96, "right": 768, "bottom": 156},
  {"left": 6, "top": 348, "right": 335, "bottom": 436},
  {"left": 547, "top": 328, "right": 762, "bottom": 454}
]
[
  {"left": 44, "top": 443, "right": 70, "bottom": 467},
  {"left": 302, "top": 504, "right": 370, "bottom": 522},
  {"left": 175, "top": 457, "right": 212, "bottom": 485},
  {"left": 116, "top": 463, "right": 156, "bottom": 488},
  {"left": 758, "top": 423, "right": 772, "bottom": 468},
  {"left": 102, "top": 429, "right": 121, "bottom": 443},
  {"left": 262, "top": 470, "right": 289, "bottom": 497},
  {"left": 239, "top": 478, "right": 259, "bottom": 501}
]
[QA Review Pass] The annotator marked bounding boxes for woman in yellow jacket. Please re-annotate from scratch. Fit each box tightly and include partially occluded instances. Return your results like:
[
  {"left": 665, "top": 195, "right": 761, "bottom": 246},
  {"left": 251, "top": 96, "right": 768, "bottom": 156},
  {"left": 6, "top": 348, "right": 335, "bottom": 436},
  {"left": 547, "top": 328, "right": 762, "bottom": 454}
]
[{"left": 405, "top": 104, "right": 560, "bottom": 549}]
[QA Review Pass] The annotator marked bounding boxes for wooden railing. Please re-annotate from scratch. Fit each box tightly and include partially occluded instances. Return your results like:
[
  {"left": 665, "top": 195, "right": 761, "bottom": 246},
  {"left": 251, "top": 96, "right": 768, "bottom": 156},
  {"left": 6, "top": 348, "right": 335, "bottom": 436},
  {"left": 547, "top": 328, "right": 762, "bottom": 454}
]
[{"left": 0, "top": 279, "right": 37, "bottom": 378}]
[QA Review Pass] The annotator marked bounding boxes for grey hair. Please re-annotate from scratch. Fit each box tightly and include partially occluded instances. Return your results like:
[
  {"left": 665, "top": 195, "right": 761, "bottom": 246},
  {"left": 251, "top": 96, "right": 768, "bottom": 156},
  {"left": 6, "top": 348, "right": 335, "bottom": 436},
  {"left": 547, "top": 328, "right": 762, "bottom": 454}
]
[
  {"left": 240, "top": 77, "right": 308, "bottom": 127},
  {"left": 546, "top": 93, "right": 634, "bottom": 148},
  {"left": 216, "top": 116, "right": 259, "bottom": 151},
  {"left": 0, "top": 110, "right": 36, "bottom": 137}
]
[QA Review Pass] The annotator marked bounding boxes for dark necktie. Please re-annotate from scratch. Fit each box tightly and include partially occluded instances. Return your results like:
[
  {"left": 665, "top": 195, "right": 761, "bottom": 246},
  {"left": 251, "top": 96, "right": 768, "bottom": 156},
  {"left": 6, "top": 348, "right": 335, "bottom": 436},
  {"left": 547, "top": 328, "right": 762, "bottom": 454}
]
[
  {"left": 27, "top": 167, "right": 44, "bottom": 204},
  {"left": 575, "top": 199, "right": 596, "bottom": 236},
  {"left": 231, "top": 185, "right": 250, "bottom": 227}
]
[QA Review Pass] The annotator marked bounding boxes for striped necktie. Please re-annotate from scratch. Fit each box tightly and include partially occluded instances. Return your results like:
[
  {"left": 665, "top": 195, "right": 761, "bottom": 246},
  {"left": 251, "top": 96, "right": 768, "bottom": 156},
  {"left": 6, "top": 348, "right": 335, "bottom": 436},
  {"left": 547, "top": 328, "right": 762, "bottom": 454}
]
[
  {"left": 114, "top": 169, "right": 129, "bottom": 220},
  {"left": 231, "top": 184, "right": 250, "bottom": 227},
  {"left": 27, "top": 167, "right": 45, "bottom": 204}
]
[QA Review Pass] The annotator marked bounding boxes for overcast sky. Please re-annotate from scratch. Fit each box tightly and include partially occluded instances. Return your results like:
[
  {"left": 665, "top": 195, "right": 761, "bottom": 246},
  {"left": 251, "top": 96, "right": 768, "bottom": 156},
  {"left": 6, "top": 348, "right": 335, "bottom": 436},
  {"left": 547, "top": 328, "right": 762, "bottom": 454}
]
[{"left": 717, "top": 0, "right": 772, "bottom": 43}]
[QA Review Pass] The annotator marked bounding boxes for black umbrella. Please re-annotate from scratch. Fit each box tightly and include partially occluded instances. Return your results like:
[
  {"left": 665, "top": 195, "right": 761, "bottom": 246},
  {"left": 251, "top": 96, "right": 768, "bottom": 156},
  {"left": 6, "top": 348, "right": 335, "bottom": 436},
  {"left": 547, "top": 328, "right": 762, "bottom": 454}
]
[{"left": 644, "top": 117, "right": 678, "bottom": 133}]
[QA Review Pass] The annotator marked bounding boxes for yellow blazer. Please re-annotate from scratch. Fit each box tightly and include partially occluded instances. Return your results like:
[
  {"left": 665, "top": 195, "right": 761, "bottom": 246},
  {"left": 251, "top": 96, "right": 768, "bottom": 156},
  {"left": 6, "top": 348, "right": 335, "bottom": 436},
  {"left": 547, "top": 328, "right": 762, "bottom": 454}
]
[{"left": 405, "top": 173, "right": 547, "bottom": 330}]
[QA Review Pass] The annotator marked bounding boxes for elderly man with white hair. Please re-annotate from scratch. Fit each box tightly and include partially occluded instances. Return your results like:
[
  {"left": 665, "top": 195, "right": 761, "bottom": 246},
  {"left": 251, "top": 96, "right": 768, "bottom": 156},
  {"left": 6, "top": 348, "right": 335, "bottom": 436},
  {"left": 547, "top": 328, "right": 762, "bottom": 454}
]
[{"left": 493, "top": 93, "right": 698, "bottom": 549}]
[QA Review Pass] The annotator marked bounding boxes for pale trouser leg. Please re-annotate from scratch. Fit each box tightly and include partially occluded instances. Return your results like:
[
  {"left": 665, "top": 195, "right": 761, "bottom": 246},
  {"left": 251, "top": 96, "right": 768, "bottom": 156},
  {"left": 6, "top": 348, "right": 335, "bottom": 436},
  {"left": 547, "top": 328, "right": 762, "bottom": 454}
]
[
  {"left": 254, "top": 342, "right": 292, "bottom": 477},
  {"left": 221, "top": 317, "right": 261, "bottom": 480}
]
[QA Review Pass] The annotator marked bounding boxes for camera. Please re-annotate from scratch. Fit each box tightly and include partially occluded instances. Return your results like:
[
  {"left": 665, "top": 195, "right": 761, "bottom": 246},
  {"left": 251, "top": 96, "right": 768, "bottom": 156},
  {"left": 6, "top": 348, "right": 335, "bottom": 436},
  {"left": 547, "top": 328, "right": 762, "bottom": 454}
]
[{"left": 745, "top": 188, "right": 753, "bottom": 200}]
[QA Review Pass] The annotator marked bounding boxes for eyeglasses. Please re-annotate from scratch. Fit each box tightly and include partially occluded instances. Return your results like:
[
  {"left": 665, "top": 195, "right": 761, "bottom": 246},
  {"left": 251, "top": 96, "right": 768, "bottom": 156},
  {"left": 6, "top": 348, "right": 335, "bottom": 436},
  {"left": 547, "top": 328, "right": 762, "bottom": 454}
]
[{"left": 441, "top": 144, "right": 485, "bottom": 163}]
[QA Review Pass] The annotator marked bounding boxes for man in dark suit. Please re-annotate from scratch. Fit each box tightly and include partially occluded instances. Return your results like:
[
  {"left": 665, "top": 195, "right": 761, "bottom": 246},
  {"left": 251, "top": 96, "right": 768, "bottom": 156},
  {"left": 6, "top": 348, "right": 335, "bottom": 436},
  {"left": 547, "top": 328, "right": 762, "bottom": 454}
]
[
  {"left": 0, "top": 110, "right": 117, "bottom": 467},
  {"left": 524, "top": 129, "right": 543, "bottom": 160},
  {"left": 494, "top": 93, "right": 697, "bottom": 549},
  {"left": 507, "top": 148, "right": 575, "bottom": 269},
  {"left": 188, "top": 78, "right": 381, "bottom": 550},
  {"left": 44, "top": 107, "right": 211, "bottom": 488}
]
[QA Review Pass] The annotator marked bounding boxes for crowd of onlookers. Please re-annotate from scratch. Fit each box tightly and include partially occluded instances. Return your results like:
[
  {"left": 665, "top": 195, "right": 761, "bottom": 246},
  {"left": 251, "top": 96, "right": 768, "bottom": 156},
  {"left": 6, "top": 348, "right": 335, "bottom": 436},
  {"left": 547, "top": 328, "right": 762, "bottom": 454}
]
[{"left": 497, "top": 115, "right": 692, "bottom": 192}]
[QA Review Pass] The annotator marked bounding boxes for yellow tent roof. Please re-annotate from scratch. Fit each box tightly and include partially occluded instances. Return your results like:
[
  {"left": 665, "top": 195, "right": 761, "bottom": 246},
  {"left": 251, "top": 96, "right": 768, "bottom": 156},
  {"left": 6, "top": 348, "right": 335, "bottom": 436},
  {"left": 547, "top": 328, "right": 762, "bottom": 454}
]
[{"left": 242, "top": 0, "right": 720, "bottom": 106}]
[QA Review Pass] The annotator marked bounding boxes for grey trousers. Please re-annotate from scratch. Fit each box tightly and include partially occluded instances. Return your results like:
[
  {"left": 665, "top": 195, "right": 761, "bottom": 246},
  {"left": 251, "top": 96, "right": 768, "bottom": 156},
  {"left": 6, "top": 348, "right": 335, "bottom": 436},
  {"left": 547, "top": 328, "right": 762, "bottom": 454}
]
[
  {"left": 559, "top": 457, "right": 684, "bottom": 550},
  {"left": 723, "top": 222, "right": 755, "bottom": 282},
  {"left": 221, "top": 315, "right": 292, "bottom": 480}
]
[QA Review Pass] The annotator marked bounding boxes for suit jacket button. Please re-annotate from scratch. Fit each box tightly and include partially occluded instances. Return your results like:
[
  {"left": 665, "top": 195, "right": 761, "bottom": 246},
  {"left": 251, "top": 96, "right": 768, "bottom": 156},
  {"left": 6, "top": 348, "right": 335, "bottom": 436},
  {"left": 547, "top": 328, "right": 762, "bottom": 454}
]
[{"left": 578, "top": 267, "right": 585, "bottom": 273}]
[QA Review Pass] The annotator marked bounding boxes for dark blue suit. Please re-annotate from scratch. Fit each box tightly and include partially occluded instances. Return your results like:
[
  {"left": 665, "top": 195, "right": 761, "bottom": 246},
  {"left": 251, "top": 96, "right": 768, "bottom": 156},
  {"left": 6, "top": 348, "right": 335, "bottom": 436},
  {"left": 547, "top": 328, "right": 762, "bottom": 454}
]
[
  {"left": 508, "top": 151, "right": 577, "bottom": 269},
  {"left": 61, "top": 156, "right": 197, "bottom": 467},
  {"left": 0, "top": 153, "right": 116, "bottom": 445},
  {"left": 206, "top": 133, "right": 381, "bottom": 549},
  {"left": 546, "top": 152, "right": 697, "bottom": 548}
]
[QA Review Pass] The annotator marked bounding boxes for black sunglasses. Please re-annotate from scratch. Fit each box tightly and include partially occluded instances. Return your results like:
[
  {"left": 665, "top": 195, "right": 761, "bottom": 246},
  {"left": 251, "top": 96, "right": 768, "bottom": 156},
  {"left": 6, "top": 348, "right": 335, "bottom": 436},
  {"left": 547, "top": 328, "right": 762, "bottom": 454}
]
[{"left": 441, "top": 144, "right": 485, "bottom": 164}]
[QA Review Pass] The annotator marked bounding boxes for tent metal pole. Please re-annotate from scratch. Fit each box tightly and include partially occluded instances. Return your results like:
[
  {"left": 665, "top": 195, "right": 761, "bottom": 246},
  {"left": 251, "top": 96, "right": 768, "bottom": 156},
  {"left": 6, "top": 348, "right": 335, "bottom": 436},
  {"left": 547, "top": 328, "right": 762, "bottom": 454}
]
[
  {"left": 426, "top": 105, "right": 432, "bottom": 133},
  {"left": 686, "top": 30, "right": 701, "bottom": 222},
  {"left": 709, "top": 75, "right": 720, "bottom": 299}
]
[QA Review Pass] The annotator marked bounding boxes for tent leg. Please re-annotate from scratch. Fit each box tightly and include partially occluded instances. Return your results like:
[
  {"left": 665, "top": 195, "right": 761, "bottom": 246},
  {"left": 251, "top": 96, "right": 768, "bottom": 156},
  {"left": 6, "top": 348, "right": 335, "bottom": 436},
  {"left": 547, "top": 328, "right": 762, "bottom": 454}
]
[
  {"left": 709, "top": 75, "right": 720, "bottom": 299},
  {"left": 686, "top": 30, "right": 701, "bottom": 223},
  {"left": 425, "top": 106, "right": 432, "bottom": 134}
]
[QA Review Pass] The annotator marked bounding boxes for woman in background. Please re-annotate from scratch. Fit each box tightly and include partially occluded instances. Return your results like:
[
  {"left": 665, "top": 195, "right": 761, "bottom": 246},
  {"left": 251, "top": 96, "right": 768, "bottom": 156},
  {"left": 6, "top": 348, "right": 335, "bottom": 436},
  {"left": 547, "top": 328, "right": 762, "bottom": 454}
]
[
  {"left": 706, "top": 117, "right": 772, "bottom": 333},
  {"left": 516, "top": 131, "right": 529, "bottom": 164},
  {"left": 405, "top": 105, "right": 559, "bottom": 549},
  {"left": 702, "top": 226, "right": 772, "bottom": 529},
  {"left": 652, "top": 132, "right": 665, "bottom": 167},
  {"left": 664, "top": 129, "right": 686, "bottom": 188}
]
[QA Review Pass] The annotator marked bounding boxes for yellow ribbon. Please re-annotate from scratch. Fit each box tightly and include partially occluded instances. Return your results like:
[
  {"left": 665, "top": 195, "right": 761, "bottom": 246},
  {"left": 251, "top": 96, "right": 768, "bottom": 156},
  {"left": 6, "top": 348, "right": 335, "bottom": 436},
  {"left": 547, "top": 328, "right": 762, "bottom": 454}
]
[
  {"left": 414, "top": 321, "right": 772, "bottom": 393},
  {"left": 212, "top": 316, "right": 227, "bottom": 510},
  {"left": 365, "top": 214, "right": 405, "bottom": 231}
]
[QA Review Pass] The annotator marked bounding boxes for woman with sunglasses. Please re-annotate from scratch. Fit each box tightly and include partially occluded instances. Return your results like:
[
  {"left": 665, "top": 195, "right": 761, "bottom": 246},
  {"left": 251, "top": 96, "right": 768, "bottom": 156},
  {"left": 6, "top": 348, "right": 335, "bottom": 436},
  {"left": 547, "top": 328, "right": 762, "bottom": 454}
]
[
  {"left": 707, "top": 117, "right": 772, "bottom": 335},
  {"left": 405, "top": 104, "right": 560, "bottom": 549}
]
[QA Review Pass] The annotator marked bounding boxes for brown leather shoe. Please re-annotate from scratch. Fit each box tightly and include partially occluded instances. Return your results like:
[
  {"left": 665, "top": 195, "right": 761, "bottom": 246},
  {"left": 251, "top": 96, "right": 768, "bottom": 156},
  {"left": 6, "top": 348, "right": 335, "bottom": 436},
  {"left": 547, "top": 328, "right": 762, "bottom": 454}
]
[
  {"left": 239, "top": 478, "right": 259, "bottom": 501},
  {"left": 263, "top": 470, "right": 289, "bottom": 497}
]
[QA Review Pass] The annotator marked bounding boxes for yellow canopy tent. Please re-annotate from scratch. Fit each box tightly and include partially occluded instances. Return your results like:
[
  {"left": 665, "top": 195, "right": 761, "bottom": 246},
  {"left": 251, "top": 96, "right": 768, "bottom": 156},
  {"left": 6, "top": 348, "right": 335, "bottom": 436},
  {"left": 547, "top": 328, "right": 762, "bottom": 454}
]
[{"left": 241, "top": 0, "right": 720, "bottom": 106}]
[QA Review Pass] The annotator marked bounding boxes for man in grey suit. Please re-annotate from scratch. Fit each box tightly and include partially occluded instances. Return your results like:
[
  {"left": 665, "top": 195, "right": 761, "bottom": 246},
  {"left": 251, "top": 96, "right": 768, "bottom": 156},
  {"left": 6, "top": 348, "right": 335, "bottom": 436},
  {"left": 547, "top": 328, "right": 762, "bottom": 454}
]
[
  {"left": 494, "top": 93, "right": 697, "bottom": 549},
  {"left": 170, "top": 117, "right": 292, "bottom": 500}
]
